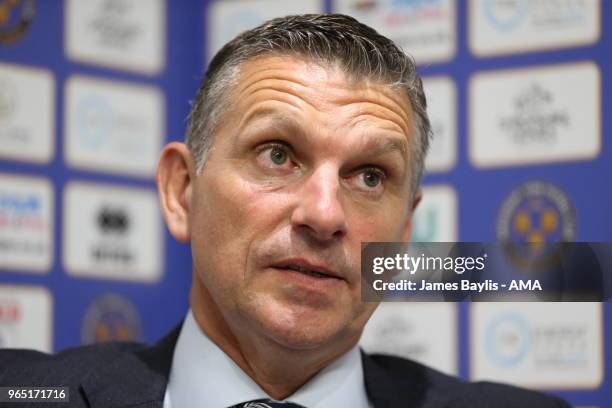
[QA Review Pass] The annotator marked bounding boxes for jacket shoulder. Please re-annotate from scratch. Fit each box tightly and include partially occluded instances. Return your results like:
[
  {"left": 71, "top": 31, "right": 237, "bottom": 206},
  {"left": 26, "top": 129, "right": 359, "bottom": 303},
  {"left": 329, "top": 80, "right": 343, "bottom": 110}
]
[
  {"left": 367, "top": 353, "right": 571, "bottom": 408},
  {"left": 0, "top": 341, "right": 143, "bottom": 386}
]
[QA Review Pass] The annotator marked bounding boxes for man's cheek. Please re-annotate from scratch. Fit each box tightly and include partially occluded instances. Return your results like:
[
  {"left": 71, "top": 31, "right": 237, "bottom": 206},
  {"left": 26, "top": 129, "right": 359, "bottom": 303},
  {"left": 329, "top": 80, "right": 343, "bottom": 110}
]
[{"left": 353, "top": 216, "right": 395, "bottom": 242}]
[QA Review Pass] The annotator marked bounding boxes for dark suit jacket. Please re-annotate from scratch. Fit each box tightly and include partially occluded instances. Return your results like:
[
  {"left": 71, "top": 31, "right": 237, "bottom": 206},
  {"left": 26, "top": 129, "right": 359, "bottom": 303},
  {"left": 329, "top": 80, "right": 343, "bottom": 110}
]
[{"left": 0, "top": 323, "right": 571, "bottom": 408}]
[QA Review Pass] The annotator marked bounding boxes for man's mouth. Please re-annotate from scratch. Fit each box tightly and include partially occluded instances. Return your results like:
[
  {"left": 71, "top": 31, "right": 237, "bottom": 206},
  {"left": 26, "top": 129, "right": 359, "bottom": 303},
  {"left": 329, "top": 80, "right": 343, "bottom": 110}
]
[
  {"left": 273, "top": 259, "right": 343, "bottom": 280},
  {"left": 284, "top": 264, "right": 332, "bottom": 278}
]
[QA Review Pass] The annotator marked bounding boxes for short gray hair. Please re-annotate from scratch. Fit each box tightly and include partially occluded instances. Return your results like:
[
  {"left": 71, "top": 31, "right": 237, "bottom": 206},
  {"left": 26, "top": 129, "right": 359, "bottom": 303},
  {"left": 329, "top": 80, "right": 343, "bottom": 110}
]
[{"left": 186, "top": 13, "right": 431, "bottom": 196}]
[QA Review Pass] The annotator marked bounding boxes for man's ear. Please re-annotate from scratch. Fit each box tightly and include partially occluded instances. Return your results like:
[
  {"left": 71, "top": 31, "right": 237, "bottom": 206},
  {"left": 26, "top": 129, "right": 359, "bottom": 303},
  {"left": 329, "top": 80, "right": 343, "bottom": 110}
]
[
  {"left": 401, "top": 190, "right": 422, "bottom": 242},
  {"left": 157, "top": 142, "right": 194, "bottom": 243}
]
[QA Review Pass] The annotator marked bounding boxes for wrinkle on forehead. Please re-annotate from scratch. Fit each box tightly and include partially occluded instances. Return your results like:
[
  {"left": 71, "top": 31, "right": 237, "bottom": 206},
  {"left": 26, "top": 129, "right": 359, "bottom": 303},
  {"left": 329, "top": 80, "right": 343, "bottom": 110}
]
[{"left": 229, "top": 54, "right": 414, "bottom": 139}]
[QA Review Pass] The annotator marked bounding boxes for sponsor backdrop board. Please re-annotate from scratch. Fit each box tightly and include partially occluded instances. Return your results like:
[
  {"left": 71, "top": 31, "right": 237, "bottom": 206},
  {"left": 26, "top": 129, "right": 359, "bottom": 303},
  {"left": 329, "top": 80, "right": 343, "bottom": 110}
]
[
  {"left": 64, "top": 75, "right": 165, "bottom": 177},
  {"left": 471, "top": 303, "right": 604, "bottom": 389},
  {"left": 0, "top": 1, "right": 610, "bottom": 406},
  {"left": 0, "top": 63, "right": 55, "bottom": 164},
  {"left": 361, "top": 302, "right": 458, "bottom": 376}
]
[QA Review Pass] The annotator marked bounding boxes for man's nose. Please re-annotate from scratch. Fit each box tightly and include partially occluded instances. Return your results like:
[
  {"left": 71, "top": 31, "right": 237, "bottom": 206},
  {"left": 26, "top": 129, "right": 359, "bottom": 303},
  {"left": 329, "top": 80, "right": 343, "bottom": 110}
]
[{"left": 290, "top": 165, "right": 348, "bottom": 242}]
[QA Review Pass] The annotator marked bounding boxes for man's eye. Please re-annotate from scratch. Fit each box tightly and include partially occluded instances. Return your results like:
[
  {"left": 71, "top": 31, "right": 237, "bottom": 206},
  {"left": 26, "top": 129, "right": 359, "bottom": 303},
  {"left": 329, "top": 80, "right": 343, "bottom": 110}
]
[
  {"left": 358, "top": 168, "right": 385, "bottom": 191},
  {"left": 269, "top": 146, "right": 288, "bottom": 165},
  {"left": 255, "top": 143, "right": 295, "bottom": 171},
  {"left": 362, "top": 170, "right": 382, "bottom": 187}
]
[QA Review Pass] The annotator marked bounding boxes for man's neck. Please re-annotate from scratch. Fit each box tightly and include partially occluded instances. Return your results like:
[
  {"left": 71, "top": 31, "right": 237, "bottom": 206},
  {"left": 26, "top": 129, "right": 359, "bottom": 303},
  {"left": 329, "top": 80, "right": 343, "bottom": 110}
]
[{"left": 189, "top": 279, "right": 356, "bottom": 400}]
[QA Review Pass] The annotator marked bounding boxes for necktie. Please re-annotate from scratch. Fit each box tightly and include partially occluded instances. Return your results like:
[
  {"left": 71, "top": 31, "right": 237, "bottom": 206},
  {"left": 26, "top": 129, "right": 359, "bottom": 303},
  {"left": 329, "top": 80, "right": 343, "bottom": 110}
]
[{"left": 230, "top": 399, "right": 307, "bottom": 408}]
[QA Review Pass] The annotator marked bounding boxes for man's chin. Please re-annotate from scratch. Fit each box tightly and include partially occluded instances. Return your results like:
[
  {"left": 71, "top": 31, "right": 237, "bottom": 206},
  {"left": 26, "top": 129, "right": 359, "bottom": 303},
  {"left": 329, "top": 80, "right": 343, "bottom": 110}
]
[{"left": 244, "top": 299, "right": 355, "bottom": 351}]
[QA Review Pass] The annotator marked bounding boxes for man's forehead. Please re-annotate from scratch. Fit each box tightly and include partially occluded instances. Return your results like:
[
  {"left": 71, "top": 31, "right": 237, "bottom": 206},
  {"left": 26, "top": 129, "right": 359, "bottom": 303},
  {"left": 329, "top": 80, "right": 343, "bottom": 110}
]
[{"left": 229, "top": 54, "right": 414, "bottom": 134}]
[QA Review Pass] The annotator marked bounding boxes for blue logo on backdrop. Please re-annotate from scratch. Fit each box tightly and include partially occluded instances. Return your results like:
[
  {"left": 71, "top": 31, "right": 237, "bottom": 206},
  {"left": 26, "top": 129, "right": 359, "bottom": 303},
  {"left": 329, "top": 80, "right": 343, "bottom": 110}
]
[
  {"left": 484, "top": 0, "right": 529, "bottom": 32},
  {"left": 485, "top": 313, "right": 531, "bottom": 368},
  {"left": 0, "top": 193, "right": 40, "bottom": 212},
  {"left": 0, "top": 192, "right": 44, "bottom": 231},
  {"left": 75, "top": 95, "right": 113, "bottom": 150}
]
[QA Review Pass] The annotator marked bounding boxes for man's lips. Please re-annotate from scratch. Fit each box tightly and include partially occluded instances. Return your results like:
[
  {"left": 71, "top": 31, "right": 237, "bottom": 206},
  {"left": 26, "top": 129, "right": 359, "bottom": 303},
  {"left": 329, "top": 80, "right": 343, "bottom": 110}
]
[{"left": 271, "top": 258, "right": 344, "bottom": 280}]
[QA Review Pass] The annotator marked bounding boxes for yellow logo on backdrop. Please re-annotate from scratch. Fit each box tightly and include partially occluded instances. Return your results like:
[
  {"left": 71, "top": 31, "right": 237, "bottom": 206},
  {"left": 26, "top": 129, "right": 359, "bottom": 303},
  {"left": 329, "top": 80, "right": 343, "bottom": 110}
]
[{"left": 0, "top": 0, "right": 35, "bottom": 45}]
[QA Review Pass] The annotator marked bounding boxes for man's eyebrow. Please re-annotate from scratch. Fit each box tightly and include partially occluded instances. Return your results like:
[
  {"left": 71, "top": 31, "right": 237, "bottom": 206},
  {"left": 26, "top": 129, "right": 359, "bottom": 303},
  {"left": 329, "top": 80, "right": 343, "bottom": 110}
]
[
  {"left": 239, "top": 107, "right": 300, "bottom": 131},
  {"left": 358, "top": 134, "right": 410, "bottom": 162}
]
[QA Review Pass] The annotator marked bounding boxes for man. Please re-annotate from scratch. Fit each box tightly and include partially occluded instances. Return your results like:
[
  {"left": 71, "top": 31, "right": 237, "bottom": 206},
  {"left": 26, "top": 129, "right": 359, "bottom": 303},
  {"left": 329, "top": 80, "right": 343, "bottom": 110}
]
[{"left": 0, "top": 14, "right": 569, "bottom": 408}]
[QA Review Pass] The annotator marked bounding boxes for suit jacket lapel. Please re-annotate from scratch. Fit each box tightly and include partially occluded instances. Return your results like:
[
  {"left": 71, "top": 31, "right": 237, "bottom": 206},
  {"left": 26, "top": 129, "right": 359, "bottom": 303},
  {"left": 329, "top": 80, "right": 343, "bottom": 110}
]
[
  {"left": 362, "top": 351, "right": 452, "bottom": 408},
  {"left": 81, "top": 323, "right": 182, "bottom": 408}
]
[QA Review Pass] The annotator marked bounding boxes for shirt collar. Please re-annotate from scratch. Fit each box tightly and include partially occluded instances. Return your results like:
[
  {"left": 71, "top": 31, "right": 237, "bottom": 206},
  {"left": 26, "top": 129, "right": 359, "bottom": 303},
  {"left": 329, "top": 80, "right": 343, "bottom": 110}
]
[{"left": 166, "top": 309, "right": 371, "bottom": 408}]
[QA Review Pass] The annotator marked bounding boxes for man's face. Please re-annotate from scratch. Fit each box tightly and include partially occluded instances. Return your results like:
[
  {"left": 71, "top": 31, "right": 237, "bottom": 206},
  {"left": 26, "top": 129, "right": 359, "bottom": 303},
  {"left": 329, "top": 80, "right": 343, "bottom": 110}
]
[{"left": 188, "top": 54, "right": 417, "bottom": 351}]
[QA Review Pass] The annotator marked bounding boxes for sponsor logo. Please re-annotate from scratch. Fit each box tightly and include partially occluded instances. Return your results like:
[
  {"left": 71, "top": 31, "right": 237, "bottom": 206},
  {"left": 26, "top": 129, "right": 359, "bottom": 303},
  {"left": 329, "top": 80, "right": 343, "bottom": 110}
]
[
  {"left": 472, "top": 0, "right": 599, "bottom": 56},
  {"left": 372, "top": 0, "right": 450, "bottom": 27},
  {"left": 361, "top": 303, "right": 457, "bottom": 374},
  {"left": 0, "top": 286, "right": 52, "bottom": 351},
  {"left": 350, "top": 0, "right": 450, "bottom": 40},
  {"left": 483, "top": 0, "right": 528, "bottom": 31},
  {"left": 64, "top": 182, "right": 162, "bottom": 282},
  {"left": 86, "top": 0, "right": 141, "bottom": 51},
  {"left": 74, "top": 93, "right": 144, "bottom": 155},
  {"left": 0, "top": 64, "right": 55, "bottom": 163},
  {"left": 97, "top": 206, "right": 129, "bottom": 234},
  {"left": 0, "top": 188, "right": 47, "bottom": 260},
  {"left": 207, "top": 0, "right": 323, "bottom": 61},
  {"left": 469, "top": 63, "right": 600, "bottom": 166},
  {"left": 81, "top": 293, "right": 141, "bottom": 344},
  {"left": 497, "top": 181, "right": 575, "bottom": 270},
  {"left": 0, "top": 0, "right": 34, "bottom": 44},
  {"left": 499, "top": 83, "right": 570, "bottom": 146},
  {"left": 485, "top": 313, "right": 530, "bottom": 367},
  {"left": 485, "top": 311, "right": 591, "bottom": 369},
  {"left": 336, "top": 0, "right": 454, "bottom": 63},
  {"left": 91, "top": 205, "right": 133, "bottom": 265},
  {"left": 367, "top": 314, "right": 428, "bottom": 358},
  {"left": 484, "top": 0, "right": 589, "bottom": 33},
  {"left": 497, "top": 181, "right": 575, "bottom": 244},
  {"left": 0, "top": 299, "right": 21, "bottom": 323},
  {"left": 65, "top": 0, "right": 165, "bottom": 74},
  {"left": 66, "top": 77, "right": 163, "bottom": 176},
  {"left": 75, "top": 94, "right": 113, "bottom": 150},
  {"left": 352, "top": 0, "right": 378, "bottom": 11}
]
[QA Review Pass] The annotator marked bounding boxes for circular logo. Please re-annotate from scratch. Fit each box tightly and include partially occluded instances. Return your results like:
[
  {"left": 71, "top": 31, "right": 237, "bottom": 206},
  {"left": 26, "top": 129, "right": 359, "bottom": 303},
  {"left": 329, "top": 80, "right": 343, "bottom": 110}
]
[
  {"left": 497, "top": 181, "right": 576, "bottom": 271},
  {"left": 75, "top": 94, "right": 114, "bottom": 150},
  {"left": 485, "top": 313, "right": 530, "bottom": 368},
  {"left": 0, "top": 0, "right": 35, "bottom": 44},
  {"left": 484, "top": 0, "right": 528, "bottom": 32},
  {"left": 81, "top": 293, "right": 141, "bottom": 344}
]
